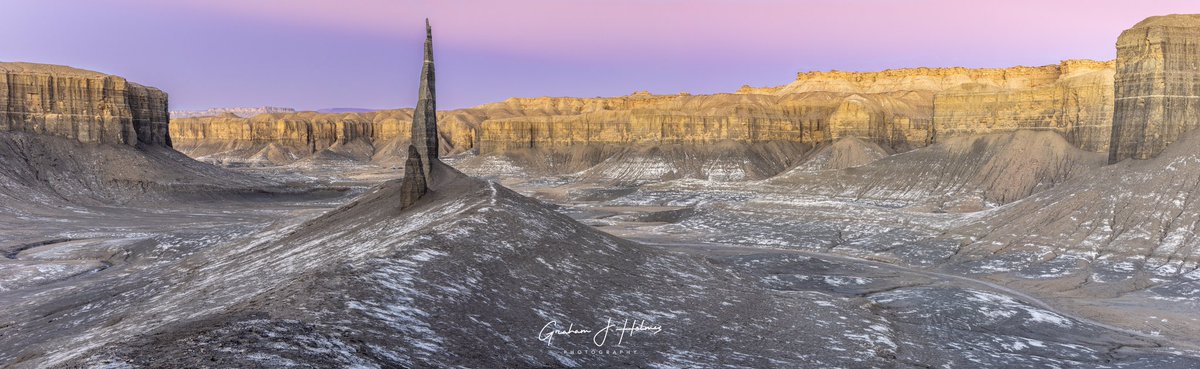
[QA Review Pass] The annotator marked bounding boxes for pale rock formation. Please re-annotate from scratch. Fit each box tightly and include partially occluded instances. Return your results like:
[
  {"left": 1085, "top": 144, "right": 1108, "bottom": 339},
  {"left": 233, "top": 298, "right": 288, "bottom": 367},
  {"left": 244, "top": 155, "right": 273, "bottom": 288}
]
[
  {"left": 171, "top": 110, "right": 416, "bottom": 165},
  {"left": 170, "top": 60, "right": 1116, "bottom": 176},
  {"left": 0, "top": 63, "right": 280, "bottom": 207},
  {"left": 0, "top": 62, "right": 170, "bottom": 147},
  {"left": 476, "top": 92, "right": 928, "bottom": 153},
  {"left": 739, "top": 61, "right": 1107, "bottom": 95},
  {"left": 480, "top": 61, "right": 1114, "bottom": 160},
  {"left": 1108, "top": 14, "right": 1200, "bottom": 163},
  {"left": 933, "top": 60, "right": 1115, "bottom": 152}
]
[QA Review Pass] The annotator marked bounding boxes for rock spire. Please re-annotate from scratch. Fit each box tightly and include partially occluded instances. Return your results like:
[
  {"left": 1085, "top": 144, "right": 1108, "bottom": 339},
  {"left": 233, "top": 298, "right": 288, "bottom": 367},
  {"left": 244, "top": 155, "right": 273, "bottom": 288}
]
[{"left": 401, "top": 19, "right": 439, "bottom": 208}]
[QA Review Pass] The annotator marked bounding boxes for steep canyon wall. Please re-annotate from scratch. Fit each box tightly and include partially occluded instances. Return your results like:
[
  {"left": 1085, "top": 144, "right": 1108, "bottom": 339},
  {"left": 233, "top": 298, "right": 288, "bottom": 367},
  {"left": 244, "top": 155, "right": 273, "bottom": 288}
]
[
  {"left": 1108, "top": 14, "right": 1200, "bottom": 163},
  {"left": 170, "top": 60, "right": 1117, "bottom": 168},
  {"left": 0, "top": 62, "right": 170, "bottom": 146},
  {"left": 932, "top": 60, "right": 1115, "bottom": 152}
]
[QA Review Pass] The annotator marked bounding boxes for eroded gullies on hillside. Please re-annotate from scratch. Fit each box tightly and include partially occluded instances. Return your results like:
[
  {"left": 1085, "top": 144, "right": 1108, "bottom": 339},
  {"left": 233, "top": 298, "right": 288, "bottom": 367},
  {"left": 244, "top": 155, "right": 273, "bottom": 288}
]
[
  {"left": 6, "top": 161, "right": 1187, "bottom": 368},
  {"left": 5, "top": 14, "right": 1200, "bottom": 369}
]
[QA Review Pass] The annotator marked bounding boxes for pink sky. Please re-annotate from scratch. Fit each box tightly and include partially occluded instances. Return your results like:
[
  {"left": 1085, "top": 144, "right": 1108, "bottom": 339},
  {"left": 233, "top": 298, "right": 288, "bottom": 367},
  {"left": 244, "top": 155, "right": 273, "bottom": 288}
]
[{"left": 4, "top": 1, "right": 1197, "bottom": 110}]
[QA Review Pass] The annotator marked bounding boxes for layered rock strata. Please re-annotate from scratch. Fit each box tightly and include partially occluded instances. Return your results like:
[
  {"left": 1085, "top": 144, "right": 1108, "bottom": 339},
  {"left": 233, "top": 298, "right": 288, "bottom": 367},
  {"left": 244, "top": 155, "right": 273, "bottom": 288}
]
[
  {"left": 1108, "top": 14, "right": 1200, "bottom": 163},
  {"left": 410, "top": 19, "right": 439, "bottom": 184},
  {"left": 0, "top": 62, "right": 170, "bottom": 147},
  {"left": 932, "top": 60, "right": 1114, "bottom": 152},
  {"left": 170, "top": 110, "right": 419, "bottom": 164},
  {"left": 400, "top": 19, "right": 439, "bottom": 207},
  {"left": 0, "top": 63, "right": 290, "bottom": 208},
  {"left": 476, "top": 60, "right": 1114, "bottom": 175},
  {"left": 171, "top": 60, "right": 1116, "bottom": 173}
]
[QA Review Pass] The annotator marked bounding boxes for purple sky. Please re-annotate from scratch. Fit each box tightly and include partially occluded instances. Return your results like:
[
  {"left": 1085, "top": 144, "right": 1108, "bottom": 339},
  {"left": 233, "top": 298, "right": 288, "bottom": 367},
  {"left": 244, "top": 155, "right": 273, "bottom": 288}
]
[{"left": 3, "top": 1, "right": 1197, "bottom": 111}]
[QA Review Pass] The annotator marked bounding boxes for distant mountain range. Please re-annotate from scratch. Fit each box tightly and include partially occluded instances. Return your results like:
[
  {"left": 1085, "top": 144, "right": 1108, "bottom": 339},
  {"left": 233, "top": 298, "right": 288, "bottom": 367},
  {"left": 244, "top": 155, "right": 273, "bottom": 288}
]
[
  {"left": 170, "top": 106, "right": 296, "bottom": 119},
  {"left": 315, "top": 107, "right": 379, "bottom": 114},
  {"left": 170, "top": 107, "right": 381, "bottom": 119}
]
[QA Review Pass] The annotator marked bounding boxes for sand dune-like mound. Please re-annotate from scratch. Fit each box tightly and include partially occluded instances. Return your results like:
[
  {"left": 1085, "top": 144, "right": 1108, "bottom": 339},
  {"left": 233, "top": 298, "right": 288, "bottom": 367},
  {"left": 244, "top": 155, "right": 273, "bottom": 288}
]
[
  {"left": 788, "top": 136, "right": 890, "bottom": 172},
  {"left": 769, "top": 130, "right": 1106, "bottom": 210},
  {"left": 930, "top": 130, "right": 1200, "bottom": 344},
  {"left": 573, "top": 141, "right": 811, "bottom": 183},
  {"left": 957, "top": 129, "right": 1200, "bottom": 282},
  {"left": 457, "top": 140, "right": 810, "bottom": 183}
]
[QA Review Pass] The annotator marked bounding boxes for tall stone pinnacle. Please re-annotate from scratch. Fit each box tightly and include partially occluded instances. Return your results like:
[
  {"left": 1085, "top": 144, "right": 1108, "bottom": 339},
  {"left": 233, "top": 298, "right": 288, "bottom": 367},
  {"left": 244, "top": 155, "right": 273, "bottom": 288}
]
[
  {"left": 401, "top": 18, "right": 439, "bottom": 208},
  {"left": 411, "top": 18, "right": 439, "bottom": 182}
]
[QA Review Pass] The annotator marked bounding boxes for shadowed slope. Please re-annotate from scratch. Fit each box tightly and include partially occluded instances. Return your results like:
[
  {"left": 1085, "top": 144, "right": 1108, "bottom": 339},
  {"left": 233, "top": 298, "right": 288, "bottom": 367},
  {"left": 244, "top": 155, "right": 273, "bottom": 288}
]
[
  {"left": 956, "top": 129, "right": 1200, "bottom": 282},
  {"left": 2, "top": 163, "right": 883, "bottom": 368},
  {"left": 0, "top": 132, "right": 275, "bottom": 209}
]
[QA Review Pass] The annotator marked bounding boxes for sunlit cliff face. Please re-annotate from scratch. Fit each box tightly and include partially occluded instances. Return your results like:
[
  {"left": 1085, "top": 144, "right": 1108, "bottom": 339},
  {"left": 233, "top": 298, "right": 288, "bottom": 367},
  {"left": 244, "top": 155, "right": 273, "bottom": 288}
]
[{"left": 3, "top": 0, "right": 1196, "bottom": 110}]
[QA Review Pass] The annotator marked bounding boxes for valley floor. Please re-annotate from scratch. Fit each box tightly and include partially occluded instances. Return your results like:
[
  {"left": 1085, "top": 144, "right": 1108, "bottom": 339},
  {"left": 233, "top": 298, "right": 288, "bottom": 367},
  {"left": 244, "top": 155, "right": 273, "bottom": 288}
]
[{"left": 3, "top": 158, "right": 1199, "bottom": 367}]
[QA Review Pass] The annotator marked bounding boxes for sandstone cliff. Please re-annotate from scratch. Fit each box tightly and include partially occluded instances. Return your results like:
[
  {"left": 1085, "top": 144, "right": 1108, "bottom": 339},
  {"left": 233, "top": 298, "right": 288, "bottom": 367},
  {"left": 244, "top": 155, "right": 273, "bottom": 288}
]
[
  {"left": 1108, "top": 14, "right": 1200, "bottom": 163},
  {"left": 171, "top": 60, "right": 1115, "bottom": 180},
  {"left": 0, "top": 63, "right": 304, "bottom": 207},
  {"left": 768, "top": 62, "right": 1092, "bottom": 94},
  {"left": 169, "top": 109, "right": 474, "bottom": 165},
  {"left": 933, "top": 60, "right": 1115, "bottom": 152},
  {"left": 0, "top": 62, "right": 170, "bottom": 147},
  {"left": 480, "top": 61, "right": 1114, "bottom": 156}
]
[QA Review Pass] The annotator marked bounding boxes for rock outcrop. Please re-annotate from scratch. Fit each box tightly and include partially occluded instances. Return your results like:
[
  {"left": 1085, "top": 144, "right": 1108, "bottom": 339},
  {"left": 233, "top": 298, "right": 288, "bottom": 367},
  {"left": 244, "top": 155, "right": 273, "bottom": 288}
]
[
  {"left": 0, "top": 63, "right": 296, "bottom": 207},
  {"left": 170, "top": 110, "right": 419, "bottom": 165},
  {"left": 399, "top": 145, "right": 427, "bottom": 206},
  {"left": 480, "top": 61, "right": 1115, "bottom": 156},
  {"left": 932, "top": 60, "right": 1115, "bottom": 152},
  {"left": 400, "top": 19, "right": 438, "bottom": 207},
  {"left": 410, "top": 19, "right": 439, "bottom": 185},
  {"left": 1108, "top": 14, "right": 1200, "bottom": 163},
  {"left": 0, "top": 62, "right": 170, "bottom": 147}
]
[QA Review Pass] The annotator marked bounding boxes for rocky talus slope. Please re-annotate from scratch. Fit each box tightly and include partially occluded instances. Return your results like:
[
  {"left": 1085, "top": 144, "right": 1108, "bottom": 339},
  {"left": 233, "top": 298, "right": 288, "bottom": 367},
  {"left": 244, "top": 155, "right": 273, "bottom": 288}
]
[
  {"left": 0, "top": 62, "right": 169, "bottom": 146},
  {"left": 1108, "top": 14, "right": 1200, "bottom": 163}
]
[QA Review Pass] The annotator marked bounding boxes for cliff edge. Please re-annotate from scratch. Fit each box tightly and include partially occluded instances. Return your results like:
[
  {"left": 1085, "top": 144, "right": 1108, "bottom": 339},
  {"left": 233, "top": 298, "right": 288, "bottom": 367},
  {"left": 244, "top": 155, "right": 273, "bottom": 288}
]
[
  {"left": 1108, "top": 14, "right": 1200, "bottom": 163},
  {"left": 0, "top": 62, "right": 170, "bottom": 147}
]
